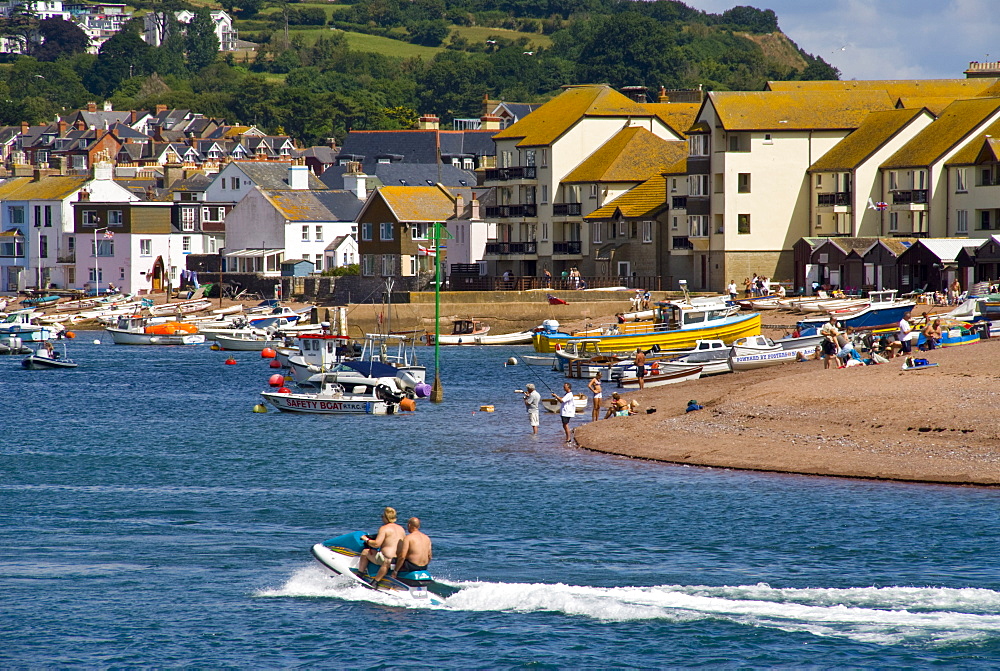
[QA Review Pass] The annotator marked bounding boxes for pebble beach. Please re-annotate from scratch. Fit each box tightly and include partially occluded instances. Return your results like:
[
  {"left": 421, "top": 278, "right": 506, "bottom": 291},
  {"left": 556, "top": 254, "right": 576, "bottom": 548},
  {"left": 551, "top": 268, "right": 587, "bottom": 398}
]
[{"left": 574, "top": 336, "right": 1000, "bottom": 486}]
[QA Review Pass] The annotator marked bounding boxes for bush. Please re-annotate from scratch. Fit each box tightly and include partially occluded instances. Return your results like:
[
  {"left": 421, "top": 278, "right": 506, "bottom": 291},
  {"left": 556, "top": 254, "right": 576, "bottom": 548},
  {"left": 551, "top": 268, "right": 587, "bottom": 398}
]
[{"left": 322, "top": 264, "right": 359, "bottom": 277}]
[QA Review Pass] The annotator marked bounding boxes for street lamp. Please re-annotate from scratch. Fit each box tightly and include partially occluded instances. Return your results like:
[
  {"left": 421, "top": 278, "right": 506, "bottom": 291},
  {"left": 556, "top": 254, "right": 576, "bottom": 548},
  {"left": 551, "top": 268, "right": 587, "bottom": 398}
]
[
  {"left": 218, "top": 246, "right": 225, "bottom": 307},
  {"left": 93, "top": 226, "right": 111, "bottom": 295}
]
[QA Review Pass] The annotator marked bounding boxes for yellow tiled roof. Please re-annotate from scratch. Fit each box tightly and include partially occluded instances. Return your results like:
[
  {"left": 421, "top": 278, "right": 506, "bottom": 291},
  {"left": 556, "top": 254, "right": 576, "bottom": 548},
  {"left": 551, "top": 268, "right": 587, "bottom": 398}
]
[
  {"left": 379, "top": 185, "right": 455, "bottom": 222},
  {"left": 0, "top": 175, "right": 88, "bottom": 201},
  {"left": 640, "top": 102, "right": 701, "bottom": 138},
  {"left": 882, "top": 97, "right": 1000, "bottom": 168},
  {"left": 810, "top": 108, "right": 928, "bottom": 172},
  {"left": 562, "top": 127, "right": 686, "bottom": 183},
  {"left": 710, "top": 90, "right": 895, "bottom": 131},
  {"left": 871, "top": 237, "right": 918, "bottom": 256},
  {"left": 493, "top": 85, "right": 650, "bottom": 147},
  {"left": 767, "top": 78, "right": 1000, "bottom": 98},
  {"left": 662, "top": 155, "right": 687, "bottom": 175},
  {"left": 585, "top": 174, "right": 667, "bottom": 220},
  {"left": 944, "top": 118, "right": 1000, "bottom": 165},
  {"left": 895, "top": 97, "right": 963, "bottom": 115}
]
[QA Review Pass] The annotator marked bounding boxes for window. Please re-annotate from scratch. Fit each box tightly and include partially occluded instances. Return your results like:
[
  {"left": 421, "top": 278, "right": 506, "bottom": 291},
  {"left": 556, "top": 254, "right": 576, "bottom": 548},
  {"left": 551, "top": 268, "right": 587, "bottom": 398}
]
[
  {"left": 201, "top": 207, "right": 224, "bottom": 222},
  {"left": 108, "top": 210, "right": 123, "bottom": 227},
  {"left": 524, "top": 185, "right": 536, "bottom": 204},
  {"left": 409, "top": 256, "right": 417, "bottom": 275},
  {"left": 230, "top": 177, "right": 240, "bottom": 190},
  {"left": 0, "top": 236, "right": 24, "bottom": 257},
  {"left": 541, "top": 149, "right": 548, "bottom": 165},
  {"left": 379, "top": 222, "right": 394, "bottom": 241},
  {"left": 688, "top": 134, "right": 709, "bottom": 156},
  {"left": 589, "top": 184, "right": 598, "bottom": 199},
  {"left": 738, "top": 173, "right": 751, "bottom": 193},
  {"left": 378, "top": 158, "right": 391, "bottom": 165},
  {"left": 68, "top": 236, "right": 74, "bottom": 252},
  {"left": 463, "top": 158, "right": 474, "bottom": 170},
  {"left": 642, "top": 221, "right": 653, "bottom": 243},
  {"left": 738, "top": 214, "right": 750, "bottom": 234},
  {"left": 889, "top": 212, "right": 898, "bottom": 232},
  {"left": 140, "top": 238, "right": 152, "bottom": 256},
  {"left": 982, "top": 168, "right": 994, "bottom": 186},
  {"left": 763, "top": 133, "right": 772, "bottom": 144},
  {"left": 541, "top": 184, "right": 548, "bottom": 204},
  {"left": 671, "top": 178, "right": 677, "bottom": 193},
  {"left": 688, "top": 215, "right": 709, "bottom": 237},
  {"left": 362, "top": 254, "right": 376, "bottom": 276},
  {"left": 92, "top": 239, "right": 113, "bottom": 257},
  {"left": 816, "top": 174, "right": 822, "bottom": 187},
  {"left": 981, "top": 210, "right": 992, "bottom": 230},
  {"left": 541, "top": 222, "right": 549, "bottom": 242},
  {"left": 34, "top": 205, "right": 41, "bottom": 227},
  {"left": 9, "top": 206, "right": 24, "bottom": 224},
  {"left": 39, "top": 234, "right": 47, "bottom": 258},
  {"left": 957, "top": 210, "right": 968, "bottom": 234},
  {"left": 672, "top": 216, "right": 678, "bottom": 230},
  {"left": 688, "top": 175, "right": 710, "bottom": 196},
  {"left": 729, "top": 134, "right": 740, "bottom": 152},
  {"left": 501, "top": 151, "right": 512, "bottom": 168},
  {"left": 889, "top": 171, "right": 898, "bottom": 190},
  {"left": 314, "top": 255, "right": 323, "bottom": 272},
  {"left": 524, "top": 149, "right": 536, "bottom": 166},
  {"left": 361, "top": 222, "right": 373, "bottom": 241},
  {"left": 182, "top": 208, "right": 196, "bottom": 231},
  {"left": 302, "top": 225, "right": 309, "bottom": 242},
  {"left": 182, "top": 236, "right": 191, "bottom": 253},
  {"left": 67, "top": 267, "right": 74, "bottom": 284},
  {"left": 314, "top": 225, "right": 323, "bottom": 242},
  {"left": 956, "top": 168, "right": 968, "bottom": 192},
  {"left": 592, "top": 222, "right": 602, "bottom": 244},
  {"left": 82, "top": 210, "right": 99, "bottom": 226},
  {"left": 119, "top": 267, "right": 125, "bottom": 280},
  {"left": 617, "top": 221, "right": 628, "bottom": 238},
  {"left": 88, "top": 267, "right": 103, "bottom": 282},
  {"left": 44, "top": 206, "right": 52, "bottom": 228},
  {"left": 381, "top": 254, "right": 395, "bottom": 276}
]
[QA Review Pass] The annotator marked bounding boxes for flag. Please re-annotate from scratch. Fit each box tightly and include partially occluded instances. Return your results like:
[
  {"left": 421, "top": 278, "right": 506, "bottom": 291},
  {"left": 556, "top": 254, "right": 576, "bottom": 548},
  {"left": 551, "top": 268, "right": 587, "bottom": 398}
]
[
  {"left": 417, "top": 244, "right": 436, "bottom": 257},
  {"left": 875, "top": 201, "right": 888, "bottom": 211},
  {"left": 103, "top": 230, "right": 114, "bottom": 239}
]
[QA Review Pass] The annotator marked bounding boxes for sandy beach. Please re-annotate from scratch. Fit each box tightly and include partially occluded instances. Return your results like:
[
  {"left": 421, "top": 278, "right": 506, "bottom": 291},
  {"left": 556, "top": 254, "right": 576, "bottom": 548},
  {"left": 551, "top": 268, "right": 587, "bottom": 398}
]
[{"left": 574, "top": 337, "right": 1000, "bottom": 486}]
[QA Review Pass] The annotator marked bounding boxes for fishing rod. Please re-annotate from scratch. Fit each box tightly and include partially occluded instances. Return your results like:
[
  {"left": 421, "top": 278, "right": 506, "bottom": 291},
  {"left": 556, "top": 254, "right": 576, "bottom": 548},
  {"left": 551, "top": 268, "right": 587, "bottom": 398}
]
[{"left": 503, "top": 346, "right": 560, "bottom": 396}]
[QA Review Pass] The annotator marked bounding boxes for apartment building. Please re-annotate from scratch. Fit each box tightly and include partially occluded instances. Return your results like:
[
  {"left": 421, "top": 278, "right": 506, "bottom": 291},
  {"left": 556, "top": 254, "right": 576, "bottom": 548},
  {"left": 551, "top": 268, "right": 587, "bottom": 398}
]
[{"left": 943, "top": 119, "right": 1000, "bottom": 238}]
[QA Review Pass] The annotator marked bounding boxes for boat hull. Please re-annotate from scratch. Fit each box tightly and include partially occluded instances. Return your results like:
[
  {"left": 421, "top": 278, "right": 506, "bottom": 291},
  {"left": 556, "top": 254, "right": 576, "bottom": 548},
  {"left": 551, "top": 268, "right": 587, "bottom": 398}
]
[
  {"left": 617, "top": 366, "right": 702, "bottom": 389},
  {"left": 107, "top": 329, "right": 205, "bottom": 345},
  {"left": 215, "top": 335, "right": 283, "bottom": 351},
  {"left": 261, "top": 391, "right": 391, "bottom": 414},
  {"left": 533, "top": 313, "right": 761, "bottom": 353},
  {"left": 21, "top": 355, "right": 78, "bottom": 369},
  {"left": 540, "top": 395, "right": 588, "bottom": 413}
]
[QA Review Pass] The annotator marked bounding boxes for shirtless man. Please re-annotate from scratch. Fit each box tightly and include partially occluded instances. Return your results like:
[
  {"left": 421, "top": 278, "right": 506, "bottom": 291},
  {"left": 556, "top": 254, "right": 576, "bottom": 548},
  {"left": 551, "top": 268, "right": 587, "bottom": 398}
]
[
  {"left": 358, "top": 506, "right": 406, "bottom": 587},
  {"left": 393, "top": 517, "right": 432, "bottom": 578}
]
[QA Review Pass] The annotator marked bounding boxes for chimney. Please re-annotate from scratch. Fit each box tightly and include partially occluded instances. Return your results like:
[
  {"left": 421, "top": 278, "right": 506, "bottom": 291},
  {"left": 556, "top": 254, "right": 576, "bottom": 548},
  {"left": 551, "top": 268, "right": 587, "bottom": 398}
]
[
  {"left": 470, "top": 193, "right": 480, "bottom": 220},
  {"left": 163, "top": 161, "right": 184, "bottom": 188},
  {"left": 78, "top": 188, "right": 90, "bottom": 201},
  {"left": 155, "top": 104, "right": 167, "bottom": 114},
  {"left": 57, "top": 119, "right": 67, "bottom": 135},
  {"left": 343, "top": 161, "right": 367, "bottom": 200},
  {"left": 20, "top": 121, "right": 29, "bottom": 134},
  {"left": 86, "top": 101, "right": 97, "bottom": 113},
  {"left": 326, "top": 137, "right": 337, "bottom": 150},
  {"left": 480, "top": 114, "right": 501, "bottom": 131},
  {"left": 659, "top": 86, "right": 668, "bottom": 102},
  {"left": 482, "top": 92, "right": 491, "bottom": 116},
  {"left": 418, "top": 115, "right": 440, "bottom": 131},
  {"left": 287, "top": 158, "right": 309, "bottom": 190},
  {"left": 32, "top": 168, "right": 44, "bottom": 182},
  {"left": 75, "top": 119, "right": 85, "bottom": 131},
  {"left": 92, "top": 160, "right": 113, "bottom": 181},
  {"left": 454, "top": 193, "right": 464, "bottom": 218},
  {"left": 103, "top": 101, "right": 112, "bottom": 112}
]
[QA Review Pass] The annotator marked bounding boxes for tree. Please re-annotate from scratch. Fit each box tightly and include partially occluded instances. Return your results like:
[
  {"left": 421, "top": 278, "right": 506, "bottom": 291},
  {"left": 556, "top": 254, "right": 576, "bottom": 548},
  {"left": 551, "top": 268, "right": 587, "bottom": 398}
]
[
  {"left": 408, "top": 19, "right": 449, "bottom": 46},
  {"left": 33, "top": 19, "right": 89, "bottom": 61},
  {"left": 186, "top": 9, "right": 220, "bottom": 72},
  {"left": 85, "top": 20, "right": 154, "bottom": 96}
]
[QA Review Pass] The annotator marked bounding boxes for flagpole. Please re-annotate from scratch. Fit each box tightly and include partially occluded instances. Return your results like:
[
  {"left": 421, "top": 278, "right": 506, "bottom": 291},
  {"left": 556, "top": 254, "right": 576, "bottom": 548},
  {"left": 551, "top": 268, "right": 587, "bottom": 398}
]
[
  {"left": 94, "top": 227, "right": 99, "bottom": 296},
  {"left": 430, "top": 220, "right": 443, "bottom": 403}
]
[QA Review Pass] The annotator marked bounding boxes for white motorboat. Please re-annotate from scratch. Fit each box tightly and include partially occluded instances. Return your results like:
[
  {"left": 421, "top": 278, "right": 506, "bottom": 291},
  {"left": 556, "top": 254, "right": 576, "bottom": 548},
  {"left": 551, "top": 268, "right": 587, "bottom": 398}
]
[
  {"left": 21, "top": 342, "right": 78, "bottom": 369},
  {"left": 248, "top": 305, "right": 307, "bottom": 329},
  {"left": 0, "top": 309, "right": 53, "bottom": 342},
  {"left": 425, "top": 319, "right": 491, "bottom": 345},
  {"left": 728, "top": 335, "right": 810, "bottom": 371},
  {"left": 342, "top": 333, "right": 425, "bottom": 390},
  {"left": 616, "top": 365, "right": 703, "bottom": 389},
  {"left": 215, "top": 331, "right": 283, "bottom": 351},
  {"left": 148, "top": 299, "right": 213, "bottom": 317},
  {"left": 106, "top": 315, "right": 205, "bottom": 345},
  {"left": 541, "top": 393, "right": 588, "bottom": 414},
  {"left": 260, "top": 373, "right": 407, "bottom": 415},
  {"left": 286, "top": 331, "right": 354, "bottom": 384}
]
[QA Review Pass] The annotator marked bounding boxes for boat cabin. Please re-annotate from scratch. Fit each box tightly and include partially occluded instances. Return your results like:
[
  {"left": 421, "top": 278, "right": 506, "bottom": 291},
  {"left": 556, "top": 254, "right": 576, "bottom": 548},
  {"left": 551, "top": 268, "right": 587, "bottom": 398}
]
[
  {"left": 114, "top": 315, "right": 146, "bottom": 330},
  {"left": 450, "top": 319, "right": 488, "bottom": 335},
  {"left": 295, "top": 332, "right": 351, "bottom": 367},
  {"left": 654, "top": 299, "right": 737, "bottom": 332}
]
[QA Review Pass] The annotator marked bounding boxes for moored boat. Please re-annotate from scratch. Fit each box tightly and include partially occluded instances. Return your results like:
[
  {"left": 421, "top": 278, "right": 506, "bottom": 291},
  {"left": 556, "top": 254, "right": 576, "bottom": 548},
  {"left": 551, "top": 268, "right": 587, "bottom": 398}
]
[
  {"left": 425, "top": 319, "right": 491, "bottom": 345},
  {"left": 215, "top": 331, "right": 283, "bottom": 351},
  {"left": 107, "top": 315, "right": 205, "bottom": 345},
  {"left": 617, "top": 365, "right": 703, "bottom": 389},
  {"left": 147, "top": 299, "right": 213, "bottom": 317},
  {"left": 729, "top": 335, "right": 815, "bottom": 371},
  {"left": 21, "top": 342, "right": 77, "bottom": 369},
  {"left": 260, "top": 373, "right": 406, "bottom": 415}
]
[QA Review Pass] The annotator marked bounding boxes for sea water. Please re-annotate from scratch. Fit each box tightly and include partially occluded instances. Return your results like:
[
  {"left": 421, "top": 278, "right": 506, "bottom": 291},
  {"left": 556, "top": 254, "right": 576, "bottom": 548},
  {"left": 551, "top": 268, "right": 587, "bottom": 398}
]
[{"left": 3, "top": 341, "right": 1000, "bottom": 667}]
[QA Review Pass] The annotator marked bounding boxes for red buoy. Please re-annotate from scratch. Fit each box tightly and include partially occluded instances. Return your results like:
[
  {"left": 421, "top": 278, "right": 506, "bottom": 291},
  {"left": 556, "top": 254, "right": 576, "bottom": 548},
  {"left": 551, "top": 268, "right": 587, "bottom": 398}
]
[
  {"left": 268, "top": 374, "right": 284, "bottom": 387},
  {"left": 261, "top": 347, "right": 276, "bottom": 359},
  {"left": 269, "top": 359, "right": 282, "bottom": 368},
  {"left": 277, "top": 386, "right": 291, "bottom": 394},
  {"left": 225, "top": 356, "right": 238, "bottom": 366}
]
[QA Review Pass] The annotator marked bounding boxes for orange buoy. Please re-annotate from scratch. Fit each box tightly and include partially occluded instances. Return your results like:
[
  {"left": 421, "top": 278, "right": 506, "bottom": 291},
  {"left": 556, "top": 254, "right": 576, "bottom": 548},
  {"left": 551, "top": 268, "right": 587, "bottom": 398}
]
[
  {"left": 268, "top": 374, "right": 284, "bottom": 387},
  {"left": 269, "top": 359, "right": 282, "bottom": 368},
  {"left": 225, "top": 356, "right": 238, "bottom": 365},
  {"left": 65, "top": 331, "right": 76, "bottom": 339},
  {"left": 277, "top": 386, "right": 291, "bottom": 394},
  {"left": 261, "top": 347, "right": 276, "bottom": 359},
  {"left": 399, "top": 397, "right": 416, "bottom": 412}
]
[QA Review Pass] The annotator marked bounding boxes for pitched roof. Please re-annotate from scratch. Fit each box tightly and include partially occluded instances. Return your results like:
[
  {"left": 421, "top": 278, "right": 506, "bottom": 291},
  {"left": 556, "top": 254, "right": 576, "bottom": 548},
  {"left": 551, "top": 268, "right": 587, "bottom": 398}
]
[
  {"left": 809, "top": 108, "right": 929, "bottom": 172},
  {"left": 709, "top": 90, "right": 895, "bottom": 131},
  {"left": 261, "top": 189, "right": 363, "bottom": 222},
  {"left": 816, "top": 236, "right": 880, "bottom": 255},
  {"left": 882, "top": 97, "right": 1000, "bottom": 168},
  {"left": 640, "top": 102, "right": 701, "bottom": 138},
  {"left": 377, "top": 185, "right": 455, "bottom": 222},
  {"left": 904, "top": 238, "right": 980, "bottom": 261},
  {"left": 767, "top": 78, "right": 1000, "bottom": 99},
  {"left": 233, "top": 162, "right": 327, "bottom": 190},
  {"left": 324, "top": 234, "right": 355, "bottom": 252},
  {"left": 894, "top": 97, "right": 961, "bottom": 115},
  {"left": 864, "top": 238, "right": 917, "bottom": 256},
  {"left": 0, "top": 175, "right": 88, "bottom": 200},
  {"left": 585, "top": 174, "right": 668, "bottom": 220},
  {"left": 563, "top": 127, "right": 686, "bottom": 183},
  {"left": 320, "top": 163, "right": 475, "bottom": 190},
  {"left": 944, "top": 118, "right": 1000, "bottom": 165},
  {"left": 335, "top": 129, "right": 495, "bottom": 174},
  {"left": 493, "top": 85, "right": 650, "bottom": 147}
]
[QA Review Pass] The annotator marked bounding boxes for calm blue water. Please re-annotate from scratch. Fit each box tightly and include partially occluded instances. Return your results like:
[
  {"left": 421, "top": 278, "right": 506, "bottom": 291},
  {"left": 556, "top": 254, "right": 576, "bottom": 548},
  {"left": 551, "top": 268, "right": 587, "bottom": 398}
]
[{"left": 4, "top": 339, "right": 1000, "bottom": 667}]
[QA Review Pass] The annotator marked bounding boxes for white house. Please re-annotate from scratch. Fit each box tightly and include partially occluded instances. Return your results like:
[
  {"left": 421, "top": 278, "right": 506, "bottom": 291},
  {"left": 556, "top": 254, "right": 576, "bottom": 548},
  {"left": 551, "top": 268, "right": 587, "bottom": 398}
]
[{"left": 143, "top": 9, "right": 238, "bottom": 51}]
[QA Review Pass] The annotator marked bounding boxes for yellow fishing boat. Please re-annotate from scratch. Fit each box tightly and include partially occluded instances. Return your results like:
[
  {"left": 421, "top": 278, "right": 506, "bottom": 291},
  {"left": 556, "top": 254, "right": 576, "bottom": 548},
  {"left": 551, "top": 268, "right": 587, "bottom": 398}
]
[{"left": 532, "top": 298, "right": 762, "bottom": 353}]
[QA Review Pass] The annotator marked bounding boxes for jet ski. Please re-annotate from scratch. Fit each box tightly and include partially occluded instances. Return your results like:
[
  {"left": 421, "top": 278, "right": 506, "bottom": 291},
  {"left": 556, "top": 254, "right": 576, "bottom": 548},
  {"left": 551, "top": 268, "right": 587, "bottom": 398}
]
[{"left": 310, "top": 531, "right": 459, "bottom": 605}]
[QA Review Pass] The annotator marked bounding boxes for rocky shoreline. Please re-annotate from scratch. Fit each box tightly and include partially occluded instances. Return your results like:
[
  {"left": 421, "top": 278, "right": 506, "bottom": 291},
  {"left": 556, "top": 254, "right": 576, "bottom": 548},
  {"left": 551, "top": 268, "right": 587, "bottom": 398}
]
[{"left": 573, "top": 337, "right": 1000, "bottom": 486}]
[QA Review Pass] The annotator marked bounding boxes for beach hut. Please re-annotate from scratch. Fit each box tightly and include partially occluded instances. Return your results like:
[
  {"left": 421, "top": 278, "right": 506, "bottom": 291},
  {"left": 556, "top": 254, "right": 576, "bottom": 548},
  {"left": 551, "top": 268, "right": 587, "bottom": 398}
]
[
  {"left": 792, "top": 237, "right": 825, "bottom": 294},
  {"left": 808, "top": 237, "right": 878, "bottom": 294},
  {"left": 971, "top": 234, "right": 1000, "bottom": 284},
  {"left": 280, "top": 259, "right": 314, "bottom": 277},
  {"left": 896, "top": 238, "right": 978, "bottom": 295},
  {"left": 860, "top": 238, "right": 916, "bottom": 291}
]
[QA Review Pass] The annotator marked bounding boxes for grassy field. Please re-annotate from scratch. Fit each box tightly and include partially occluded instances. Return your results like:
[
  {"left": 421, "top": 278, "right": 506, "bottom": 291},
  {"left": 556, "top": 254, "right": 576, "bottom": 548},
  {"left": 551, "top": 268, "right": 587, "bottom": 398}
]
[
  {"left": 451, "top": 25, "right": 553, "bottom": 49},
  {"left": 257, "top": 3, "right": 350, "bottom": 20},
  {"left": 270, "top": 26, "right": 445, "bottom": 59}
]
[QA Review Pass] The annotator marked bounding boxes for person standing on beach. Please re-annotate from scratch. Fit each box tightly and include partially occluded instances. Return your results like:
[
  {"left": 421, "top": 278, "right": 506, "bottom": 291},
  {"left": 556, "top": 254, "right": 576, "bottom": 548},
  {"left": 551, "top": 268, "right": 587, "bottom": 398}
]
[
  {"left": 587, "top": 371, "right": 602, "bottom": 421},
  {"left": 543, "top": 268, "right": 552, "bottom": 288},
  {"left": 554, "top": 382, "right": 576, "bottom": 443},
  {"left": 523, "top": 383, "right": 540, "bottom": 435},
  {"left": 820, "top": 316, "right": 840, "bottom": 369},
  {"left": 634, "top": 348, "right": 647, "bottom": 389},
  {"left": 898, "top": 312, "right": 914, "bottom": 355},
  {"left": 727, "top": 280, "right": 737, "bottom": 301}
]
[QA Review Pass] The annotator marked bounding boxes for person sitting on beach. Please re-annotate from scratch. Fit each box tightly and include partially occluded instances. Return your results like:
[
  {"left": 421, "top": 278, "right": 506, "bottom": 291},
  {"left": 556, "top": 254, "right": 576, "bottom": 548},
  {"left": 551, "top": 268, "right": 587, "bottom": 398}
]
[
  {"left": 922, "top": 319, "right": 942, "bottom": 350},
  {"left": 358, "top": 507, "right": 406, "bottom": 587},
  {"left": 393, "top": 517, "right": 432, "bottom": 579},
  {"left": 604, "top": 392, "right": 628, "bottom": 418},
  {"left": 616, "top": 312, "right": 626, "bottom": 324}
]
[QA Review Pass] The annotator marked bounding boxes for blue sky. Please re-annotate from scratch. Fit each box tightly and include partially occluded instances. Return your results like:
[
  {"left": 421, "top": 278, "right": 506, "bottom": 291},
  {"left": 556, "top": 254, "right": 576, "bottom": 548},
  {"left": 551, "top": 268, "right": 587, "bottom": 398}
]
[{"left": 682, "top": 0, "right": 998, "bottom": 80}]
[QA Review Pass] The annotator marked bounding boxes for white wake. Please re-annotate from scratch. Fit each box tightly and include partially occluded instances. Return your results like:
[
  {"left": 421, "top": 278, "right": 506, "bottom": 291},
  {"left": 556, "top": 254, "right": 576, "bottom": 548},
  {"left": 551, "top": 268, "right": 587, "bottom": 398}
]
[{"left": 258, "top": 565, "right": 1000, "bottom": 646}]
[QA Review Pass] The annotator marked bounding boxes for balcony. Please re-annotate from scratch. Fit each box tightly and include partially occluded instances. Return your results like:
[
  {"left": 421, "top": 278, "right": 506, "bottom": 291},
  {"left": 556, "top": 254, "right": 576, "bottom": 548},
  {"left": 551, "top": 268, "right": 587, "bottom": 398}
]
[
  {"left": 484, "top": 166, "right": 537, "bottom": 182},
  {"left": 552, "top": 202, "right": 582, "bottom": 216},
  {"left": 57, "top": 252, "right": 76, "bottom": 263},
  {"left": 671, "top": 196, "right": 687, "bottom": 209},
  {"left": 484, "top": 241, "right": 537, "bottom": 256},
  {"left": 484, "top": 204, "right": 538, "bottom": 219},
  {"left": 816, "top": 191, "right": 852, "bottom": 207},
  {"left": 553, "top": 241, "right": 582, "bottom": 255},
  {"left": 671, "top": 236, "right": 693, "bottom": 250},
  {"left": 891, "top": 189, "right": 929, "bottom": 210}
]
